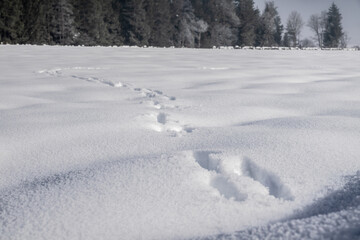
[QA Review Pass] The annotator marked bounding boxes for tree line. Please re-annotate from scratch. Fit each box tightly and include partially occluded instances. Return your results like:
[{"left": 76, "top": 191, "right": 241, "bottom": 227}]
[{"left": 0, "top": 0, "right": 348, "bottom": 48}]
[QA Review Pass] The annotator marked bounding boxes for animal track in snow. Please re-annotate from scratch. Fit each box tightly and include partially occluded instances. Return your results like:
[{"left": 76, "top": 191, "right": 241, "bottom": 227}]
[
  {"left": 37, "top": 67, "right": 106, "bottom": 77},
  {"left": 192, "top": 151, "right": 294, "bottom": 201},
  {"left": 70, "top": 75, "right": 127, "bottom": 88},
  {"left": 38, "top": 67, "right": 128, "bottom": 89},
  {"left": 38, "top": 67, "right": 192, "bottom": 136},
  {"left": 38, "top": 68, "right": 63, "bottom": 77},
  {"left": 145, "top": 112, "right": 194, "bottom": 136},
  {"left": 241, "top": 157, "right": 294, "bottom": 200},
  {"left": 157, "top": 112, "right": 167, "bottom": 125},
  {"left": 132, "top": 88, "right": 192, "bottom": 136},
  {"left": 194, "top": 151, "right": 247, "bottom": 201},
  {"left": 135, "top": 87, "right": 176, "bottom": 102}
]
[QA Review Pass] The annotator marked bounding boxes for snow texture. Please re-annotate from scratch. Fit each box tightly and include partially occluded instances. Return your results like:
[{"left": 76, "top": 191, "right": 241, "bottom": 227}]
[
  {"left": 199, "top": 173, "right": 360, "bottom": 240},
  {"left": 0, "top": 45, "right": 360, "bottom": 239}
]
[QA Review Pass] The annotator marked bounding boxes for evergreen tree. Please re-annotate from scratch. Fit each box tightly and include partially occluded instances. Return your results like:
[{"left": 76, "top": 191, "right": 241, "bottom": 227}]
[
  {"left": 175, "top": 0, "right": 208, "bottom": 48},
  {"left": 170, "top": 0, "right": 185, "bottom": 47},
  {"left": 120, "top": 0, "right": 150, "bottom": 46},
  {"left": 256, "top": 1, "right": 282, "bottom": 46},
  {"left": 273, "top": 16, "right": 283, "bottom": 46},
  {"left": 21, "top": 0, "right": 52, "bottom": 44},
  {"left": 49, "top": 0, "right": 75, "bottom": 45},
  {"left": 146, "top": 0, "right": 173, "bottom": 47},
  {"left": 169, "top": 0, "right": 207, "bottom": 48},
  {"left": 323, "top": 3, "right": 343, "bottom": 48},
  {"left": 73, "top": 0, "right": 107, "bottom": 45},
  {"left": 101, "top": 0, "right": 124, "bottom": 46},
  {"left": 0, "top": 0, "right": 24, "bottom": 43},
  {"left": 235, "top": 0, "right": 260, "bottom": 46},
  {"left": 194, "top": 0, "right": 239, "bottom": 47}
]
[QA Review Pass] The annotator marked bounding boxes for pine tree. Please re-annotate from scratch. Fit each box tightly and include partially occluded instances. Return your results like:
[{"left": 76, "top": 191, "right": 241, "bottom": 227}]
[
  {"left": 235, "top": 0, "right": 260, "bottom": 46},
  {"left": 169, "top": 0, "right": 207, "bottom": 48},
  {"left": 102, "top": 0, "right": 123, "bottom": 46},
  {"left": 323, "top": 3, "right": 343, "bottom": 48},
  {"left": 194, "top": 0, "right": 239, "bottom": 47},
  {"left": 0, "top": 0, "right": 24, "bottom": 43},
  {"left": 120, "top": 0, "right": 150, "bottom": 46},
  {"left": 273, "top": 16, "right": 283, "bottom": 46},
  {"left": 170, "top": 0, "right": 185, "bottom": 47},
  {"left": 72, "top": 0, "right": 107, "bottom": 45},
  {"left": 21, "top": 0, "right": 51, "bottom": 44},
  {"left": 146, "top": 0, "right": 173, "bottom": 47},
  {"left": 73, "top": 0, "right": 124, "bottom": 46},
  {"left": 256, "top": 1, "right": 282, "bottom": 46},
  {"left": 49, "top": 0, "right": 75, "bottom": 45}
]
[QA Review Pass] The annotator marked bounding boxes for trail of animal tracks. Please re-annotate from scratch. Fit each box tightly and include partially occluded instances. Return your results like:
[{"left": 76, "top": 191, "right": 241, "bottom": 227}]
[{"left": 1, "top": 45, "right": 360, "bottom": 239}]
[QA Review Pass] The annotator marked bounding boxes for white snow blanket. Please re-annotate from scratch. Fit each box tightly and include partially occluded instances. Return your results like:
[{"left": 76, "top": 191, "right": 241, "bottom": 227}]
[{"left": 0, "top": 45, "right": 359, "bottom": 239}]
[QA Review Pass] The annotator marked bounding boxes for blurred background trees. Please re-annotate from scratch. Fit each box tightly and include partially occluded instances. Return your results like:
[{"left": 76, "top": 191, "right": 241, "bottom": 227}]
[{"left": 0, "top": 0, "right": 347, "bottom": 48}]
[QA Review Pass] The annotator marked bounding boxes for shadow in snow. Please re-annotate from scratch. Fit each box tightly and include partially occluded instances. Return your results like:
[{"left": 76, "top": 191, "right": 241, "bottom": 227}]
[
  {"left": 157, "top": 112, "right": 167, "bottom": 125},
  {"left": 193, "top": 151, "right": 247, "bottom": 201},
  {"left": 193, "top": 151, "right": 221, "bottom": 173},
  {"left": 242, "top": 157, "right": 294, "bottom": 201},
  {"left": 291, "top": 172, "right": 360, "bottom": 220},
  {"left": 194, "top": 172, "right": 360, "bottom": 240},
  {"left": 193, "top": 151, "right": 294, "bottom": 202}
]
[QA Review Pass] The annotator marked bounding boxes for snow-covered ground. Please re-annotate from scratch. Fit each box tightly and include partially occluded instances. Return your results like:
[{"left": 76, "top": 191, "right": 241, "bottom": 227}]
[{"left": 0, "top": 45, "right": 359, "bottom": 240}]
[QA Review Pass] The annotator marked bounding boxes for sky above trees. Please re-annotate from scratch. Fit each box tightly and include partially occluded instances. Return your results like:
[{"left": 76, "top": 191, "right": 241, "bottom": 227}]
[{"left": 253, "top": 0, "right": 360, "bottom": 46}]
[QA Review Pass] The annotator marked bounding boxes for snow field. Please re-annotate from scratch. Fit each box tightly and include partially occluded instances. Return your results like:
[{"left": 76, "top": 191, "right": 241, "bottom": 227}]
[{"left": 0, "top": 45, "right": 360, "bottom": 239}]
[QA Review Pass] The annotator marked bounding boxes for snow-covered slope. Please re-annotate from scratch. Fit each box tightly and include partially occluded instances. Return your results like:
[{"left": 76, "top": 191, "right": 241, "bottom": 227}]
[{"left": 0, "top": 45, "right": 359, "bottom": 239}]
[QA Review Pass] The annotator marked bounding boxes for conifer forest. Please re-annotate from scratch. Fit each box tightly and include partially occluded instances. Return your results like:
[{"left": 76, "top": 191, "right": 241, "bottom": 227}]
[{"left": 0, "top": 0, "right": 347, "bottom": 48}]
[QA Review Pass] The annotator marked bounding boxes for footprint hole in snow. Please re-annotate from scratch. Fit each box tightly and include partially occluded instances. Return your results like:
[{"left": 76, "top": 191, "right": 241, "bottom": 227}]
[
  {"left": 154, "top": 90, "right": 163, "bottom": 95},
  {"left": 193, "top": 151, "right": 222, "bottom": 173},
  {"left": 184, "top": 127, "right": 195, "bottom": 133},
  {"left": 241, "top": 157, "right": 295, "bottom": 201},
  {"left": 193, "top": 151, "right": 247, "bottom": 202},
  {"left": 210, "top": 175, "right": 247, "bottom": 201},
  {"left": 157, "top": 113, "right": 167, "bottom": 125},
  {"left": 145, "top": 92, "right": 156, "bottom": 98},
  {"left": 193, "top": 151, "right": 294, "bottom": 201}
]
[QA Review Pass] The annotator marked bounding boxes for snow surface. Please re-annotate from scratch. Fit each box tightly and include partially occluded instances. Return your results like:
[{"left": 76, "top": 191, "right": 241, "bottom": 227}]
[{"left": 0, "top": 45, "right": 359, "bottom": 239}]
